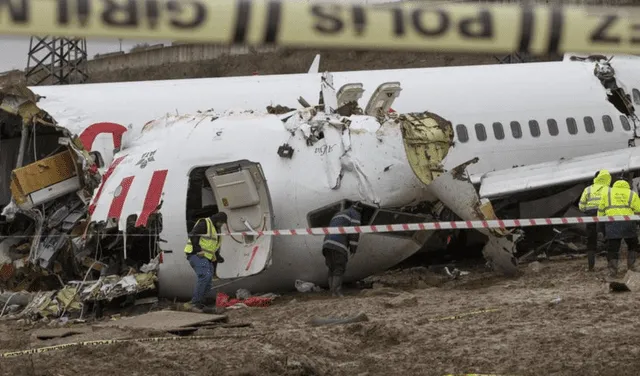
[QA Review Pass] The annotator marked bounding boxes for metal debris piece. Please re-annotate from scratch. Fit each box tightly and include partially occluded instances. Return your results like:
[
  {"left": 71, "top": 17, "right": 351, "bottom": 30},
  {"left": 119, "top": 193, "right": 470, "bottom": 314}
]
[
  {"left": 97, "top": 310, "right": 228, "bottom": 331},
  {"left": 610, "top": 270, "right": 640, "bottom": 292}
]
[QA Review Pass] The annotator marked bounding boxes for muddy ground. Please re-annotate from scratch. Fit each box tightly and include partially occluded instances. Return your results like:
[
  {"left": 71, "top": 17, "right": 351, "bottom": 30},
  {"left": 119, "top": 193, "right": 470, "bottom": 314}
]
[{"left": 2, "top": 256, "right": 640, "bottom": 376}]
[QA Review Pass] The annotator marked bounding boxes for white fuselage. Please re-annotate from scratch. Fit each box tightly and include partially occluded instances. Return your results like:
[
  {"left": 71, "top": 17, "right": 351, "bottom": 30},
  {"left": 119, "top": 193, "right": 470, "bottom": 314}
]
[
  {"left": 32, "top": 56, "right": 640, "bottom": 178},
  {"left": 29, "top": 55, "right": 640, "bottom": 297}
]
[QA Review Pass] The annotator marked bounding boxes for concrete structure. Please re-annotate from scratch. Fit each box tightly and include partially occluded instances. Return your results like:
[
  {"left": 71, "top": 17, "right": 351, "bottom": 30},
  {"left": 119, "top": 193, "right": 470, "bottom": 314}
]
[
  {"left": 0, "top": 43, "right": 278, "bottom": 86},
  {"left": 89, "top": 43, "right": 277, "bottom": 74}
]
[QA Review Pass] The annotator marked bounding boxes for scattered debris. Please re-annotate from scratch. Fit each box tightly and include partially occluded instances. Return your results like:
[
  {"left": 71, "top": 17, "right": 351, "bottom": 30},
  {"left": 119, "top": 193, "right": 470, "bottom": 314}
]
[
  {"left": 1, "top": 267, "right": 159, "bottom": 321},
  {"left": 549, "top": 297, "right": 562, "bottom": 306},
  {"left": 236, "top": 289, "right": 251, "bottom": 300},
  {"left": 266, "top": 104, "right": 295, "bottom": 114},
  {"left": 529, "top": 261, "right": 544, "bottom": 273},
  {"left": 134, "top": 297, "right": 159, "bottom": 306},
  {"left": 295, "top": 279, "right": 322, "bottom": 293},
  {"left": 0, "top": 85, "right": 164, "bottom": 321},
  {"left": 609, "top": 270, "right": 640, "bottom": 292},
  {"left": 216, "top": 292, "right": 276, "bottom": 309}
]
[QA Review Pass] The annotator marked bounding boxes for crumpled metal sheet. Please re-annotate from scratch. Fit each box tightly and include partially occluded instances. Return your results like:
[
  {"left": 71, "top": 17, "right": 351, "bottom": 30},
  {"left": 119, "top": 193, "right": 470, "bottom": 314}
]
[
  {"left": 80, "top": 272, "right": 157, "bottom": 302},
  {"left": 15, "top": 287, "right": 81, "bottom": 319},
  {"left": 9, "top": 271, "right": 158, "bottom": 319}
]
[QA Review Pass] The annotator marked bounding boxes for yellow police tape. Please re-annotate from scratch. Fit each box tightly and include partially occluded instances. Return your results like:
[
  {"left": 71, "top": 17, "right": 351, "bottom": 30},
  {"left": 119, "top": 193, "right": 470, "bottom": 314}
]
[
  {"left": 0, "top": 334, "right": 230, "bottom": 358},
  {"left": 442, "top": 374, "right": 512, "bottom": 376},
  {"left": 428, "top": 308, "right": 500, "bottom": 322},
  {"left": 1, "top": 0, "right": 640, "bottom": 55}
]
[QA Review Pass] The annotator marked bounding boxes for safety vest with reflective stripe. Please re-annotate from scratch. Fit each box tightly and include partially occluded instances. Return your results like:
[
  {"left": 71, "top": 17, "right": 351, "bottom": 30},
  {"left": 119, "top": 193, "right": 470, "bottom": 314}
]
[
  {"left": 184, "top": 218, "right": 220, "bottom": 261},
  {"left": 598, "top": 187, "right": 640, "bottom": 217},
  {"left": 579, "top": 185, "right": 608, "bottom": 212}
]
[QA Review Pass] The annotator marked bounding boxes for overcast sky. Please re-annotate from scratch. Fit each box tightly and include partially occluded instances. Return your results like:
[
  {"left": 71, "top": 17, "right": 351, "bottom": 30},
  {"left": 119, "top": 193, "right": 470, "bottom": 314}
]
[{"left": 0, "top": 36, "right": 168, "bottom": 73}]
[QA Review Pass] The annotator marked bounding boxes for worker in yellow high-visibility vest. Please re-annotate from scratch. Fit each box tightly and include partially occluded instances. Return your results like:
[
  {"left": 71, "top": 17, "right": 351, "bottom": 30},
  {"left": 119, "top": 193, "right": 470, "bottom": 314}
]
[
  {"left": 578, "top": 170, "right": 611, "bottom": 271},
  {"left": 597, "top": 179, "right": 640, "bottom": 278},
  {"left": 183, "top": 212, "right": 227, "bottom": 312}
]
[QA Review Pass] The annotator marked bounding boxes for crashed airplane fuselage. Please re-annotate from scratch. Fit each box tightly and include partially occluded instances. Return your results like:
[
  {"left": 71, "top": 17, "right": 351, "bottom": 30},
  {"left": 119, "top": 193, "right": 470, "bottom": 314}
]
[
  {"left": 87, "top": 105, "right": 454, "bottom": 298},
  {"left": 4, "top": 54, "right": 640, "bottom": 297}
]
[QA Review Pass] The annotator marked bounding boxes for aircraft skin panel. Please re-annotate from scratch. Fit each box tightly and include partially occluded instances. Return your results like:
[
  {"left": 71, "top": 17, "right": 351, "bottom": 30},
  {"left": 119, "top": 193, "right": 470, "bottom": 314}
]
[{"left": 477, "top": 147, "right": 640, "bottom": 199}]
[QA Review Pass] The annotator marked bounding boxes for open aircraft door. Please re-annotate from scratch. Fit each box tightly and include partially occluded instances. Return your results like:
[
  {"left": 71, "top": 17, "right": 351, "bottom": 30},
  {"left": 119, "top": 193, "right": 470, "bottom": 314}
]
[{"left": 204, "top": 160, "right": 274, "bottom": 279}]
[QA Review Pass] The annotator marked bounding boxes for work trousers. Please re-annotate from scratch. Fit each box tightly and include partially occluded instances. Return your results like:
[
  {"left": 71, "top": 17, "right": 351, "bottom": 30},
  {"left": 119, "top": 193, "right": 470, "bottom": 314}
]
[
  {"left": 607, "top": 237, "right": 640, "bottom": 263},
  {"left": 188, "top": 253, "right": 214, "bottom": 306},
  {"left": 322, "top": 247, "right": 348, "bottom": 277},
  {"left": 586, "top": 223, "right": 602, "bottom": 269},
  {"left": 586, "top": 223, "right": 598, "bottom": 250}
]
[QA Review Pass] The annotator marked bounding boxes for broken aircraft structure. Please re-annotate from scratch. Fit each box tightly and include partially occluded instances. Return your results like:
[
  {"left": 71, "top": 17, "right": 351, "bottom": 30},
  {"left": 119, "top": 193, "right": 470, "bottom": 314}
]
[
  {"left": 0, "top": 74, "right": 522, "bottom": 309},
  {"left": 0, "top": 85, "right": 160, "bottom": 317},
  {"left": 4, "top": 52, "right": 640, "bottom": 307}
]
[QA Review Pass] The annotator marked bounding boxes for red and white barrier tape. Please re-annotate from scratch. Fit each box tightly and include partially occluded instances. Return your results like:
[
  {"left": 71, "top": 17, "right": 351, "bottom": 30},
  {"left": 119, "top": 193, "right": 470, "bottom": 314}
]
[{"left": 221, "top": 215, "right": 640, "bottom": 237}]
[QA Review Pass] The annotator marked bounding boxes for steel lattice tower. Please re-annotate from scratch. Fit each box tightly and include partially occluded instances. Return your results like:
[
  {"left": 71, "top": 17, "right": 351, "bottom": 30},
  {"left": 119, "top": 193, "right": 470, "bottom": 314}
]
[{"left": 26, "top": 37, "right": 89, "bottom": 86}]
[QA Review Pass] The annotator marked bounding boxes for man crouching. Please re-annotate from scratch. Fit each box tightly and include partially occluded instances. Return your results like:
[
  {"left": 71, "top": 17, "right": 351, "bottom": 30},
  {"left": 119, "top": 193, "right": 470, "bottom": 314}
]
[{"left": 322, "top": 202, "right": 363, "bottom": 297}]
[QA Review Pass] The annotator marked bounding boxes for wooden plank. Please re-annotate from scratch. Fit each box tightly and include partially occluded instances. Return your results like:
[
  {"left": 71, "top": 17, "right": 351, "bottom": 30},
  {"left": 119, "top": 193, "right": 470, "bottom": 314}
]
[{"left": 96, "top": 310, "right": 228, "bottom": 331}]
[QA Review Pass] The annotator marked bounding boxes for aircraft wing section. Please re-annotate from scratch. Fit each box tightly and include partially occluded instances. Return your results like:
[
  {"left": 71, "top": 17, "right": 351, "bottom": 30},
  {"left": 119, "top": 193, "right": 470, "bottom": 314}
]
[{"left": 477, "top": 147, "right": 640, "bottom": 199}]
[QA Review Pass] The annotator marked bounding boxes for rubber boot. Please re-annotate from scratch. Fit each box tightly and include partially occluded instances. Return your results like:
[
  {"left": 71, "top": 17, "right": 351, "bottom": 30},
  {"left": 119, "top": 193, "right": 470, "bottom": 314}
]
[
  {"left": 608, "top": 258, "right": 619, "bottom": 278},
  {"left": 328, "top": 275, "right": 335, "bottom": 297},
  {"left": 182, "top": 302, "right": 203, "bottom": 313},
  {"left": 628, "top": 251, "right": 638, "bottom": 272},
  {"left": 333, "top": 275, "right": 344, "bottom": 298},
  {"left": 587, "top": 250, "right": 596, "bottom": 272}
]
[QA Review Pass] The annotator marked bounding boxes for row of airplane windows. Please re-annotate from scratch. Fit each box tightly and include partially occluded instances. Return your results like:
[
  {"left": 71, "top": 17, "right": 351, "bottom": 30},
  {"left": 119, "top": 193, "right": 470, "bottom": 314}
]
[{"left": 456, "top": 114, "right": 632, "bottom": 143}]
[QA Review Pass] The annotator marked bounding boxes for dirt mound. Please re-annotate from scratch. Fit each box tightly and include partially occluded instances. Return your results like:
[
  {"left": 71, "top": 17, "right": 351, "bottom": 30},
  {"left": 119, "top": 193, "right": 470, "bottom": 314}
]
[{"left": 86, "top": 49, "right": 552, "bottom": 84}]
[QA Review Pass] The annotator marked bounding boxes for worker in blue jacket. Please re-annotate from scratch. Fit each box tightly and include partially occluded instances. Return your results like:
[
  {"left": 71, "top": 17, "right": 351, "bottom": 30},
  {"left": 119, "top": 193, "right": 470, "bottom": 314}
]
[{"left": 322, "top": 202, "right": 363, "bottom": 297}]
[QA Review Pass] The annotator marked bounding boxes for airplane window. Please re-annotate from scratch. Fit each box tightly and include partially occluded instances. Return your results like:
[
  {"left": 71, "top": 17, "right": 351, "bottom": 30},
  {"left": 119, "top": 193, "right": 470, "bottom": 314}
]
[
  {"left": 602, "top": 115, "right": 613, "bottom": 132},
  {"left": 566, "top": 117, "right": 578, "bottom": 135},
  {"left": 528, "top": 120, "right": 541, "bottom": 138},
  {"left": 547, "top": 119, "right": 559, "bottom": 136},
  {"left": 633, "top": 89, "right": 640, "bottom": 106},
  {"left": 602, "top": 115, "right": 614, "bottom": 132},
  {"left": 456, "top": 124, "right": 469, "bottom": 143},
  {"left": 475, "top": 123, "right": 487, "bottom": 141},
  {"left": 620, "top": 115, "right": 632, "bottom": 131},
  {"left": 584, "top": 116, "right": 595, "bottom": 133},
  {"left": 492, "top": 122, "right": 505, "bottom": 140},
  {"left": 510, "top": 121, "right": 522, "bottom": 139}
]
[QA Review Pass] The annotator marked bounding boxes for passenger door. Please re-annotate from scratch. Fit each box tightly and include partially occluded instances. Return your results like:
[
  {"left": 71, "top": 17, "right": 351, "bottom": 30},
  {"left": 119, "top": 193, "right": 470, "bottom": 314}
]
[{"left": 204, "top": 160, "right": 274, "bottom": 278}]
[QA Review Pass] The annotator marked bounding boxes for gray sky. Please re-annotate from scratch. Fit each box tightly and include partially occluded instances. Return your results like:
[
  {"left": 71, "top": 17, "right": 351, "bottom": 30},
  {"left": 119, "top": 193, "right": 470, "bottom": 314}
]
[{"left": 0, "top": 36, "right": 168, "bottom": 73}]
